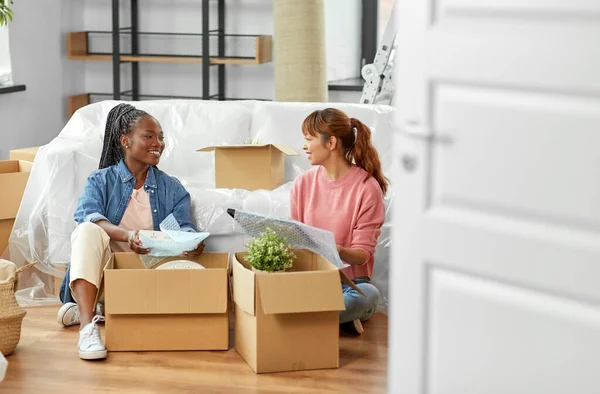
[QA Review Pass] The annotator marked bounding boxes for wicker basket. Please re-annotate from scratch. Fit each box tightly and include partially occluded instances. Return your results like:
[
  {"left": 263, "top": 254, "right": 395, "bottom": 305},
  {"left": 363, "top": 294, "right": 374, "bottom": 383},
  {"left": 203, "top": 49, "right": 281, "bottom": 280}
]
[{"left": 0, "top": 263, "right": 35, "bottom": 356}]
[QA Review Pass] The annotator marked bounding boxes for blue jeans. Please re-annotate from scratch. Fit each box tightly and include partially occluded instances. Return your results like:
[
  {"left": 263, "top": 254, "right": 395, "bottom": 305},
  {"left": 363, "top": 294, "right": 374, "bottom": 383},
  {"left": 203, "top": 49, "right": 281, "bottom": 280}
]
[
  {"left": 340, "top": 277, "right": 380, "bottom": 324},
  {"left": 59, "top": 265, "right": 74, "bottom": 304}
]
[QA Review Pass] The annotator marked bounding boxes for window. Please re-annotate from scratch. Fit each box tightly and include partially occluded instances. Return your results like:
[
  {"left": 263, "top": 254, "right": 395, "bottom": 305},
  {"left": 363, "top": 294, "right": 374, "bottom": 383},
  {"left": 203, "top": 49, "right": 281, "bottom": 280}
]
[
  {"left": 378, "top": 0, "right": 394, "bottom": 42},
  {"left": 0, "top": 25, "right": 12, "bottom": 85}
]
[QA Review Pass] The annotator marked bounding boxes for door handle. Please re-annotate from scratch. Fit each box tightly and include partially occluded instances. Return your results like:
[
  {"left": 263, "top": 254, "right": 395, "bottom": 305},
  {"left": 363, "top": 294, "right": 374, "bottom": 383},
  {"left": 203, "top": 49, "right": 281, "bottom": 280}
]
[{"left": 398, "top": 119, "right": 452, "bottom": 144}]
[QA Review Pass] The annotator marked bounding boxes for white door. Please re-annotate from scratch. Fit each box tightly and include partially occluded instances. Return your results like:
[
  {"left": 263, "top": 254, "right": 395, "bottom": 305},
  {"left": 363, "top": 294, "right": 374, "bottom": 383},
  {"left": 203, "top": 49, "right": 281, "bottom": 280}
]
[{"left": 389, "top": 1, "right": 600, "bottom": 393}]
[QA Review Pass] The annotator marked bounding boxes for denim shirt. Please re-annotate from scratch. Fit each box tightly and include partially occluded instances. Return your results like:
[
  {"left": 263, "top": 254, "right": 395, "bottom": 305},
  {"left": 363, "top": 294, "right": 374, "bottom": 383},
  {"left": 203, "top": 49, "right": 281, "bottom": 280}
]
[{"left": 73, "top": 159, "right": 196, "bottom": 232}]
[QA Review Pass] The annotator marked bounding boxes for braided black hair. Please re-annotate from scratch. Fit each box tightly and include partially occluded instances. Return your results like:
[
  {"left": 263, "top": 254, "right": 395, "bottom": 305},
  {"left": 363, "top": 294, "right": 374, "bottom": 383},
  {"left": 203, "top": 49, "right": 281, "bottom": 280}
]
[{"left": 98, "top": 103, "right": 150, "bottom": 169}]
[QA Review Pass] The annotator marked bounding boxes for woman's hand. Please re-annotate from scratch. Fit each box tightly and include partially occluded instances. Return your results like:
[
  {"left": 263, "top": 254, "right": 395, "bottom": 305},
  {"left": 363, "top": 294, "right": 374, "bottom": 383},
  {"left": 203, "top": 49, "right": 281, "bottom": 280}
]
[
  {"left": 183, "top": 241, "right": 205, "bottom": 258},
  {"left": 127, "top": 230, "right": 150, "bottom": 254},
  {"left": 337, "top": 244, "right": 368, "bottom": 266}
]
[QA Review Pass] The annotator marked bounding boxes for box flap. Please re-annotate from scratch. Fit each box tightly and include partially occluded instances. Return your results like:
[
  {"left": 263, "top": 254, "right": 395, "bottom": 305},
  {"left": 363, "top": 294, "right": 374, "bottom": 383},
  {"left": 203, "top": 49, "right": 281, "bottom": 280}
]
[
  {"left": 339, "top": 270, "right": 367, "bottom": 298},
  {"left": 0, "top": 161, "right": 18, "bottom": 174},
  {"left": 197, "top": 144, "right": 299, "bottom": 156},
  {"left": 9, "top": 147, "right": 39, "bottom": 162},
  {"left": 105, "top": 253, "right": 229, "bottom": 315},
  {"left": 256, "top": 270, "right": 345, "bottom": 314},
  {"left": 111, "top": 252, "right": 145, "bottom": 269},
  {"left": 271, "top": 144, "right": 299, "bottom": 156},
  {"left": 17, "top": 160, "right": 33, "bottom": 172},
  {"left": 0, "top": 219, "right": 15, "bottom": 258},
  {"left": 157, "top": 269, "right": 228, "bottom": 314},
  {"left": 105, "top": 269, "right": 158, "bottom": 314},
  {"left": 232, "top": 253, "right": 256, "bottom": 316},
  {"left": 0, "top": 160, "right": 32, "bottom": 220}
]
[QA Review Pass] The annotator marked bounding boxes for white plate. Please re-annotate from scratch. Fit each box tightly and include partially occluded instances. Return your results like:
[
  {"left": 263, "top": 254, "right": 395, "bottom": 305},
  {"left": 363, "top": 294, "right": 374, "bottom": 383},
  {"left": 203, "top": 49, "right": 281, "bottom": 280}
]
[{"left": 155, "top": 260, "right": 205, "bottom": 270}]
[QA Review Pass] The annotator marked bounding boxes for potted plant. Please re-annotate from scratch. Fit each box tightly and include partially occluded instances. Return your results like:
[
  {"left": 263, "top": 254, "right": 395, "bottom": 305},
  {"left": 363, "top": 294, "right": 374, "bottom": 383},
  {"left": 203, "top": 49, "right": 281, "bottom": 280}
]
[
  {"left": 245, "top": 227, "right": 296, "bottom": 273},
  {"left": 0, "top": 1, "right": 14, "bottom": 26}
]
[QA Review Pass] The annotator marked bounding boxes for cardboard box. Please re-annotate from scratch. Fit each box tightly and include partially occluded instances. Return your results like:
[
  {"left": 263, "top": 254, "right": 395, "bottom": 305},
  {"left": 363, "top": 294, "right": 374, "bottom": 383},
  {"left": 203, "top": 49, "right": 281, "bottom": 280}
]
[
  {"left": 9, "top": 146, "right": 39, "bottom": 162},
  {"left": 104, "top": 252, "right": 231, "bottom": 352},
  {"left": 0, "top": 160, "right": 33, "bottom": 256},
  {"left": 198, "top": 144, "right": 299, "bottom": 191},
  {"left": 0, "top": 220, "right": 14, "bottom": 259},
  {"left": 233, "top": 250, "right": 356, "bottom": 374}
]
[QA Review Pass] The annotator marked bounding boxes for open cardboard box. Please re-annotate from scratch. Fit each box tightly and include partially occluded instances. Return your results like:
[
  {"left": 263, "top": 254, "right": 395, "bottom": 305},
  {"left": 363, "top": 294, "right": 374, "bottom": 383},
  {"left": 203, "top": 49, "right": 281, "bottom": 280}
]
[
  {"left": 0, "top": 160, "right": 33, "bottom": 258},
  {"left": 232, "top": 249, "right": 362, "bottom": 374},
  {"left": 9, "top": 147, "right": 39, "bottom": 162},
  {"left": 104, "top": 252, "right": 230, "bottom": 352},
  {"left": 197, "top": 144, "right": 298, "bottom": 191}
]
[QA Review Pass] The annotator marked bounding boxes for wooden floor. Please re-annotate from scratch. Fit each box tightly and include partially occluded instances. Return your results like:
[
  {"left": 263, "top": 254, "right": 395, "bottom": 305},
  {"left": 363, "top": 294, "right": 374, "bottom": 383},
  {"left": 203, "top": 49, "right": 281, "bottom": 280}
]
[{"left": 1, "top": 306, "right": 388, "bottom": 393}]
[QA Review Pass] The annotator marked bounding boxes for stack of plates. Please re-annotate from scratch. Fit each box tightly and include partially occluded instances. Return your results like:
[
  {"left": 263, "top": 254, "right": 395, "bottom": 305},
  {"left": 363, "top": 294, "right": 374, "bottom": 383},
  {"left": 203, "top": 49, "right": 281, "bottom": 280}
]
[{"left": 154, "top": 260, "right": 205, "bottom": 270}]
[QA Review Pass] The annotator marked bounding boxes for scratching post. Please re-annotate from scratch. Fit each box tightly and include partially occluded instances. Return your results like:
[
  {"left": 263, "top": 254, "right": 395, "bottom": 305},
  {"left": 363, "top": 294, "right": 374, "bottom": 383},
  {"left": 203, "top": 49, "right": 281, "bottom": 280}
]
[{"left": 274, "top": 0, "right": 328, "bottom": 102}]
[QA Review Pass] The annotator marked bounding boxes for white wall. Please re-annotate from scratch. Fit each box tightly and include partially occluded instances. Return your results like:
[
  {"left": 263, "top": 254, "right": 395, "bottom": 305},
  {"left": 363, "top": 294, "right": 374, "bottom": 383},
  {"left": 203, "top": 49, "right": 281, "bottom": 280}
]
[
  {"left": 0, "top": 26, "right": 11, "bottom": 84},
  {"left": 0, "top": 0, "right": 85, "bottom": 159}
]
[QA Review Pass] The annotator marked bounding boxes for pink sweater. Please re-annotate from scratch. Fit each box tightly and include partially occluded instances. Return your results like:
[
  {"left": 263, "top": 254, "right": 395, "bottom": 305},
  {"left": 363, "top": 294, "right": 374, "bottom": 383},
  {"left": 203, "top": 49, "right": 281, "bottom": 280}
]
[{"left": 290, "top": 166, "right": 385, "bottom": 280}]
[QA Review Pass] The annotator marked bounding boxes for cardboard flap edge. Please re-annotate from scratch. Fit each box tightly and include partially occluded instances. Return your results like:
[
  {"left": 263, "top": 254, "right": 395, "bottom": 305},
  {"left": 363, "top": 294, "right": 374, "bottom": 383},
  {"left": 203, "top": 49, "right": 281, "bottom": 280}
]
[
  {"left": 197, "top": 144, "right": 299, "bottom": 156},
  {"left": 339, "top": 270, "right": 367, "bottom": 298},
  {"left": 232, "top": 252, "right": 256, "bottom": 316},
  {"left": 257, "top": 270, "right": 345, "bottom": 314},
  {"left": 272, "top": 144, "right": 299, "bottom": 156}
]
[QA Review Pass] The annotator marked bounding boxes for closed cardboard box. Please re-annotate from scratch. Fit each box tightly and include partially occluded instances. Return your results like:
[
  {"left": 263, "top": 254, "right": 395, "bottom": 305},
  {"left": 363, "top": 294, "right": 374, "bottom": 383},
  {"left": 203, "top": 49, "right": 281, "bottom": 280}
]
[
  {"left": 9, "top": 146, "right": 39, "bottom": 162},
  {"left": 233, "top": 250, "right": 355, "bottom": 374},
  {"left": 0, "top": 160, "right": 33, "bottom": 256},
  {"left": 104, "top": 252, "right": 230, "bottom": 352},
  {"left": 197, "top": 144, "right": 298, "bottom": 191}
]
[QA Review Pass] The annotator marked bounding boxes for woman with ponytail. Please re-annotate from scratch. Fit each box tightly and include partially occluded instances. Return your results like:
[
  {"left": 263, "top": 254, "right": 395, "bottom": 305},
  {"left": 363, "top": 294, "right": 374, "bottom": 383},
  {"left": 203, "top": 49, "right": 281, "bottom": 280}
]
[
  {"left": 290, "top": 108, "right": 387, "bottom": 335},
  {"left": 57, "top": 103, "right": 204, "bottom": 360}
]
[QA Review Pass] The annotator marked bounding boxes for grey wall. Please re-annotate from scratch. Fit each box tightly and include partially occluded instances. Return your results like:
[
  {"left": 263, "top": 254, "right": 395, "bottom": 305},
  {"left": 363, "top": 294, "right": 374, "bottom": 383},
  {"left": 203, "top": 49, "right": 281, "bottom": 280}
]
[{"left": 0, "top": 0, "right": 85, "bottom": 159}]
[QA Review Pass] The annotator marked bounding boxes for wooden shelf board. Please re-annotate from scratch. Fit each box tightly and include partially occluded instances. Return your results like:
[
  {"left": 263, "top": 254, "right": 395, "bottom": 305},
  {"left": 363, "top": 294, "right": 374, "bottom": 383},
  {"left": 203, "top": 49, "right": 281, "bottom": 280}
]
[{"left": 67, "top": 54, "right": 262, "bottom": 65}]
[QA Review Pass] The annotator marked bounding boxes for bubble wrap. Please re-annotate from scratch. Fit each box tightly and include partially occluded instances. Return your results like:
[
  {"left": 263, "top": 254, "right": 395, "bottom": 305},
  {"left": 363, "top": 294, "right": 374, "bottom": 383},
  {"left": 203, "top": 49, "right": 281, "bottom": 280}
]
[
  {"left": 138, "top": 214, "right": 209, "bottom": 268},
  {"left": 231, "top": 209, "right": 348, "bottom": 269}
]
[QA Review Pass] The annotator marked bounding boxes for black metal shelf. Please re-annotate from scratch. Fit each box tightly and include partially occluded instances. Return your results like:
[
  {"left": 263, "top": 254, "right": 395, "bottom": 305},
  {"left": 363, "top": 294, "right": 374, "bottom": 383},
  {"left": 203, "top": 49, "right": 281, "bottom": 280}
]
[
  {"left": 0, "top": 84, "right": 26, "bottom": 95},
  {"left": 88, "top": 92, "right": 270, "bottom": 101},
  {"left": 68, "top": 0, "right": 273, "bottom": 117},
  {"left": 107, "top": 0, "right": 228, "bottom": 101},
  {"left": 86, "top": 30, "right": 261, "bottom": 38},
  {"left": 328, "top": 77, "right": 364, "bottom": 92}
]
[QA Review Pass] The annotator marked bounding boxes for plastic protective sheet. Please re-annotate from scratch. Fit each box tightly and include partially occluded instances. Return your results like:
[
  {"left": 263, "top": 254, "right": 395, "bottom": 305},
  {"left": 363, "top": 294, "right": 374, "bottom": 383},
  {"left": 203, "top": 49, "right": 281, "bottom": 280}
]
[
  {"left": 9, "top": 100, "right": 395, "bottom": 313},
  {"left": 0, "top": 351, "right": 6, "bottom": 382}
]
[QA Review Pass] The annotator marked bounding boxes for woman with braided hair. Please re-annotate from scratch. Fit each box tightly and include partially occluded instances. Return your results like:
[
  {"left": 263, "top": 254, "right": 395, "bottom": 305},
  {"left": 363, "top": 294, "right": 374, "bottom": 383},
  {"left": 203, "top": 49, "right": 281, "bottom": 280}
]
[
  {"left": 56, "top": 103, "right": 204, "bottom": 360},
  {"left": 290, "top": 108, "right": 387, "bottom": 335}
]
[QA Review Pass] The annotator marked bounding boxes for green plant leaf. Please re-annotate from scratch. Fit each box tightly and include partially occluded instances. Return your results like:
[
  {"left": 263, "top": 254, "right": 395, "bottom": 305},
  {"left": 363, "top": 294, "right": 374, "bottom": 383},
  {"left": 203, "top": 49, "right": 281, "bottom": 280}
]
[
  {"left": 0, "top": 0, "right": 13, "bottom": 26},
  {"left": 245, "top": 227, "right": 296, "bottom": 272}
]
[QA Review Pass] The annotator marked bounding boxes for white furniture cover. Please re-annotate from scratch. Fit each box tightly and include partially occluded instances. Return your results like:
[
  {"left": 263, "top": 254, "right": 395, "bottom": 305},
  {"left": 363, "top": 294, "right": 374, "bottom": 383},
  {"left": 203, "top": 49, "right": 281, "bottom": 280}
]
[{"left": 9, "top": 100, "right": 396, "bottom": 312}]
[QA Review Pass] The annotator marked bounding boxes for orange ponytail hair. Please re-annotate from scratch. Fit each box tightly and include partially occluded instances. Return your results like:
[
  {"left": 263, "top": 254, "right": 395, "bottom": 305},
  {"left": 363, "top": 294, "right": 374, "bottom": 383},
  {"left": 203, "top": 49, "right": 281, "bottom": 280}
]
[{"left": 349, "top": 117, "right": 388, "bottom": 195}]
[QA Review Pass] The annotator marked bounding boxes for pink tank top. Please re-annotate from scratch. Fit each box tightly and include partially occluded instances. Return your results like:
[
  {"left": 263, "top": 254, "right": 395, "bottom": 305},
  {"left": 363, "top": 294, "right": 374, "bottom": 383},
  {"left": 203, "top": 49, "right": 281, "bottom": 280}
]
[{"left": 110, "top": 187, "right": 154, "bottom": 252}]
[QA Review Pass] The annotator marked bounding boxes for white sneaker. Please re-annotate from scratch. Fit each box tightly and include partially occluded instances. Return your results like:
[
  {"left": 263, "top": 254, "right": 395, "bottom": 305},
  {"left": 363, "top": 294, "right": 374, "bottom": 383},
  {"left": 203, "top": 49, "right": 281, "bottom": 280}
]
[
  {"left": 57, "top": 302, "right": 103, "bottom": 328},
  {"left": 78, "top": 315, "right": 107, "bottom": 360}
]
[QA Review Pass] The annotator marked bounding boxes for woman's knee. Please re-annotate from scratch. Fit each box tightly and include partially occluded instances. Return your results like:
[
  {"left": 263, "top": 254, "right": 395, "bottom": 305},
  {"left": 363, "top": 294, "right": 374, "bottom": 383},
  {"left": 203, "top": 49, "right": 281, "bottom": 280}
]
[
  {"left": 71, "top": 221, "right": 110, "bottom": 245},
  {"left": 73, "top": 221, "right": 105, "bottom": 236},
  {"left": 356, "top": 283, "right": 380, "bottom": 305}
]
